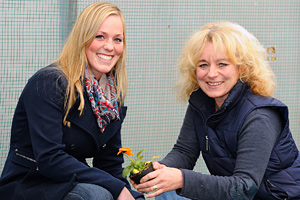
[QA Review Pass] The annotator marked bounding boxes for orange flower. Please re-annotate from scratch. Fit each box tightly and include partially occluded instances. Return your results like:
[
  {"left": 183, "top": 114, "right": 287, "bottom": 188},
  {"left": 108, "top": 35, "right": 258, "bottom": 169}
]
[
  {"left": 118, "top": 147, "right": 160, "bottom": 178},
  {"left": 117, "top": 147, "right": 133, "bottom": 156}
]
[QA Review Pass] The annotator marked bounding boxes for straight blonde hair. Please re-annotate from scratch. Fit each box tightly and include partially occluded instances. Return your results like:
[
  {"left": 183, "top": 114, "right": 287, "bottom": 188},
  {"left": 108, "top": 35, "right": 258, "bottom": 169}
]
[
  {"left": 176, "top": 21, "right": 275, "bottom": 102},
  {"left": 56, "top": 2, "right": 127, "bottom": 126}
]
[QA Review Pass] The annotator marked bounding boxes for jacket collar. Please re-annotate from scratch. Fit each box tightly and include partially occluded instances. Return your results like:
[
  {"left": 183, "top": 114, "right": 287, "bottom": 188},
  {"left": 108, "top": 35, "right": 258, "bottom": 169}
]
[{"left": 189, "top": 80, "right": 249, "bottom": 119}]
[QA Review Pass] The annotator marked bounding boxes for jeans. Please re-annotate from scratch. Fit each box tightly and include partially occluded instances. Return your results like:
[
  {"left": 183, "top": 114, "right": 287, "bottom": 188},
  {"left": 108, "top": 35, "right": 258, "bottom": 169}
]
[
  {"left": 63, "top": 183, "right": 114, "bottom": 200},
  {"left": 155, "top": 191, "right": 191, "bottom": 200}
]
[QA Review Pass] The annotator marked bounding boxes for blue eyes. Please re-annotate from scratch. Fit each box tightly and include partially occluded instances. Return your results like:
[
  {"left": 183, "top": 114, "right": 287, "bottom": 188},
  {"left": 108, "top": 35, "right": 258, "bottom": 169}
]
[
  {"left": 114, "top": 38, "right": 122, "bottom": 42},
  {"left": 219, "top": 63, "right": 227, "bottom": 67},
  {"left": 95, "top": 35, "right": 122, "bottom": 42},
  {"left": 199, "top": 64, "right": 208, "bottom": 68},
  {"left": 95, "top": 35, "right": 104, "bottom": 39},
  {"left": 198, "top": 63, "right": 228, "bottom": 68}
]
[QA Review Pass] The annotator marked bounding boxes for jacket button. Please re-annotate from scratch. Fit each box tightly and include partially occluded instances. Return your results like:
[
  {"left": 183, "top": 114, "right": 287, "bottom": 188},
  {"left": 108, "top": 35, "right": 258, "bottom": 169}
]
[
  {"left": 102, "top": 144, "right": 106, "bottom": 148},
  {"left": 70, "top": 144, "right": 76, "bottom": 150}
]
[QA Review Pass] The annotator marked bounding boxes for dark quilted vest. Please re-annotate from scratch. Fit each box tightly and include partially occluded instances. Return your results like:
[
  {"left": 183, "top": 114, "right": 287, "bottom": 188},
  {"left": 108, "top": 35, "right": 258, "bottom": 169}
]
[{"left": 190, "top": 82, "right": 300, "bottom": 199}]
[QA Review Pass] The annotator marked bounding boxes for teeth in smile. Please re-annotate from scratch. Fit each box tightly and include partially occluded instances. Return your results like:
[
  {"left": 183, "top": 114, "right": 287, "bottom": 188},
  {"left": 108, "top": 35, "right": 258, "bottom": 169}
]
[
  {"left": 98, "top": 54, "right": 112, "bottom": 61},
  {"left": 208, "top": 82, "right": 222, "bottom": 86}
]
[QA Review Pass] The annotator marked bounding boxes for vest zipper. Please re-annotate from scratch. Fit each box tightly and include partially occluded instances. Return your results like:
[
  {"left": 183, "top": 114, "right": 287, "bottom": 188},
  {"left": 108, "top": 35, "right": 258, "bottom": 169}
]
[{"left": 206, "top": 135, "right": 209, "bottom": 151}]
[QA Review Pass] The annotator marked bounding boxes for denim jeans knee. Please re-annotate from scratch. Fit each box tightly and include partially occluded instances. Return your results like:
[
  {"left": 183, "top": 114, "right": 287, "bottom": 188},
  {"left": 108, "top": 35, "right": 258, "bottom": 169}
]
[
  {"left": 63, "top": 183, "right": 114, "bottom": 200},
  {"left": 155, "top": 191, "right": 191, "bottom": 200}
]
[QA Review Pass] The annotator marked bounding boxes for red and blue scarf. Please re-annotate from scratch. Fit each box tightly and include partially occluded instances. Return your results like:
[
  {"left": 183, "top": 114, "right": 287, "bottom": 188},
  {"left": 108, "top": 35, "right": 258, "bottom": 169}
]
[{"left": 85, "top": 66, "right": 120, "bottom": 133}]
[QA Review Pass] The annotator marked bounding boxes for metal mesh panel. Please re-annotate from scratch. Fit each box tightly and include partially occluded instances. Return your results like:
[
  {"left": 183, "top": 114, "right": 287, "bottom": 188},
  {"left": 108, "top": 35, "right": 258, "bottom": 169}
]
[{"left": 1, "top": 0, "right": 299, "bottom": 184}]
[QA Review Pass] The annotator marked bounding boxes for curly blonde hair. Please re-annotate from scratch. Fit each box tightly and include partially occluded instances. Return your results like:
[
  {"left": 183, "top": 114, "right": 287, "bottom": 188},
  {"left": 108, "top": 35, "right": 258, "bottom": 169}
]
[
  {"left": 175, "top": 21, "right": 275, "bottom": 102},
  {"left": 56, "top": 2, "right": 127, "bottom": 126}
]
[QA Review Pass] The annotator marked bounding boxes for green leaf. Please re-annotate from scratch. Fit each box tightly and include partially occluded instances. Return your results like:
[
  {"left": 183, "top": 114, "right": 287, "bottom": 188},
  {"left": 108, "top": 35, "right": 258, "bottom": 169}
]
[
  {"left": 122, "top": 166, "right": 133, "bottom": 178},
  {"left": 136, "top": 149, "right": 146, "bottom": 158},
  {"left": 150, "top": 155, "right": 161, "bottom": 162},
  {"left": 137, "top": 162, "right": 146, "bottom": 171}
]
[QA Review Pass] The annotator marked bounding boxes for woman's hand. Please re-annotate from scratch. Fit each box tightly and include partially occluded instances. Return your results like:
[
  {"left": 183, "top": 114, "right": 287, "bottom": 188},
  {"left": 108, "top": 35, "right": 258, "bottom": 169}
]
[
  {"left": 130, "top": 162, "right": 183, "bottom": 198},
  {"left": 116, "top": 187, "right": 135, "bottom": 200}
]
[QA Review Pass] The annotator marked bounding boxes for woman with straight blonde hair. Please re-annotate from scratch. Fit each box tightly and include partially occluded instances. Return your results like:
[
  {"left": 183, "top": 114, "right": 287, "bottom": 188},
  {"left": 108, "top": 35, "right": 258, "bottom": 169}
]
[
  {"left": 0, "top": 2, "right": 144, "bottom": 200},
  {"left": 132, "top": 22, "right": 300, "bottom": 200}
]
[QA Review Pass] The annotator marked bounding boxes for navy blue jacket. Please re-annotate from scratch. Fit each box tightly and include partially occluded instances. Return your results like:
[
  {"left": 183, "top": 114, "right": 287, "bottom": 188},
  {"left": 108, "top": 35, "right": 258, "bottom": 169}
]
[
  {"left": 192, "top": 82, "right": 300, "bottom": 199},
  {"left": 0, "top": 65, "right": 143, "bottom": 200}
]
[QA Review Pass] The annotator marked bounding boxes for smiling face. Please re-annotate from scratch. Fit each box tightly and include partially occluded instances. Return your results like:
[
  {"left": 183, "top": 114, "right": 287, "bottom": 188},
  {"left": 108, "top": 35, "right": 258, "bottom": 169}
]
[
  {"left": 196, "top": 42, "right": 240, "bottom": 110},
  {"left": 85, "top": 15, "right": 124, "bottom": 80}
]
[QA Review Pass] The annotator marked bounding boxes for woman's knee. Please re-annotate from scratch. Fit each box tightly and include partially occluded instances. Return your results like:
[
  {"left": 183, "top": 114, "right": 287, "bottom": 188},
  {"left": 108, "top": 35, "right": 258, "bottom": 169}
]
[
  {"left": 63, "top": 183, "right": 113, "bottom": 200},
  {"left": 155, "top": 191, "right": 175, "bottom": 200},
  {"left": 155, "top": 191, "right": 191, "bottom": 200}
]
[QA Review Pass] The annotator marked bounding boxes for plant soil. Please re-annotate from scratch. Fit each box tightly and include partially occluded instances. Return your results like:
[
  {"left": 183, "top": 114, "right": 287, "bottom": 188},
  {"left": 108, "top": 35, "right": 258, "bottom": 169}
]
[{"left": 130, "top": 162, "right": 154, "bottom": 184}]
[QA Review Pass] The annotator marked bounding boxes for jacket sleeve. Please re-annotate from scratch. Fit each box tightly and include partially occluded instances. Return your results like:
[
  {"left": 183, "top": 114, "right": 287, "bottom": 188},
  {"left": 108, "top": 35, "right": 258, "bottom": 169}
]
[{"left": 22, "top": 67, "right": 139, "bottom": 199}]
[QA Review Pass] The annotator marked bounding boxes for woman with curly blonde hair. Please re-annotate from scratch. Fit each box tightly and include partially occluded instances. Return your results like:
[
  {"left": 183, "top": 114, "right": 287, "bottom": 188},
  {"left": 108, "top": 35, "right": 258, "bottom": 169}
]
[
  {"left": 133, "top": 22, "right": 300, "bottom": 200},
  {"left": 176, "top": 21, "right": 275, "bottom": 102},
  {"left": 0, "top": 2, "right": 144, "bottom": 200}
]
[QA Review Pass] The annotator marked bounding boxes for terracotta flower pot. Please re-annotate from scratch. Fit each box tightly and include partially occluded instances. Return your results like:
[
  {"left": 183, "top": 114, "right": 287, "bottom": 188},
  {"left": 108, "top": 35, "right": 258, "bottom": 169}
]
[{"left": 130, "top": 162, "right": 154, "bottom": 184}]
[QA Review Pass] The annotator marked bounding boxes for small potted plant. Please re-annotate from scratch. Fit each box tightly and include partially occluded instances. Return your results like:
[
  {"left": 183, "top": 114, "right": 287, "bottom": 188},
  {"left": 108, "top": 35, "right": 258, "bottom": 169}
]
[{"left": 118, "top": 147, "right": 160, "bottom": 184}]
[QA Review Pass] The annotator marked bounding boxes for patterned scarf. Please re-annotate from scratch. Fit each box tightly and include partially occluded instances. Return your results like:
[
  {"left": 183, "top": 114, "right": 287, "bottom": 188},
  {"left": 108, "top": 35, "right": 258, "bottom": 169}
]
[{"left": 85, "top": 66, "right": 120, "bottom": 133}]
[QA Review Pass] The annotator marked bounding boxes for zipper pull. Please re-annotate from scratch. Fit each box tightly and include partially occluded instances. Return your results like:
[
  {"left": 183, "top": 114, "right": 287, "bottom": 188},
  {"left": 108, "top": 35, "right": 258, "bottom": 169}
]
[{"left": 206, "top": 135, "right": 209, "bottom": 151}]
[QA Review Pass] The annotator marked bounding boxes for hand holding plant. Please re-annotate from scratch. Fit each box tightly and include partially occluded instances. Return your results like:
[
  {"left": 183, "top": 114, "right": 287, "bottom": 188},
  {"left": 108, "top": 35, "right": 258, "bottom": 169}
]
[{"left": 117, "top": 147, "right": 160, "bottom": 183}]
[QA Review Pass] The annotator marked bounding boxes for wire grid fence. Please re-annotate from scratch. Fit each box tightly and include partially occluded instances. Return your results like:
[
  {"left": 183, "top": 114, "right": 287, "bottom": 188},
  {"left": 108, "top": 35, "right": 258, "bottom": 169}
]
[{"left": 0, "top": 0, "right": 299, "bottom": 198}]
